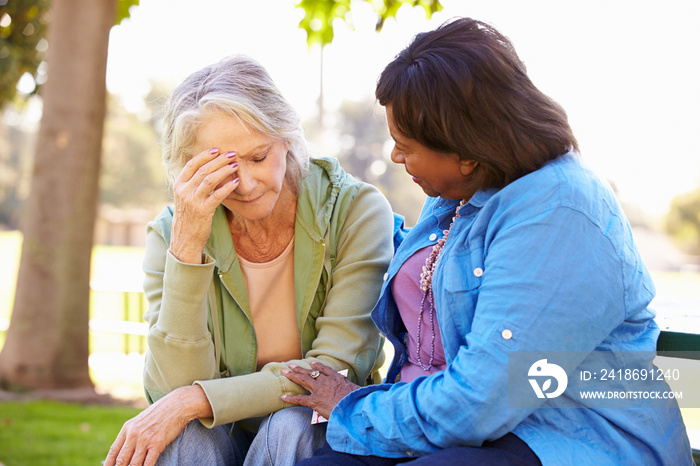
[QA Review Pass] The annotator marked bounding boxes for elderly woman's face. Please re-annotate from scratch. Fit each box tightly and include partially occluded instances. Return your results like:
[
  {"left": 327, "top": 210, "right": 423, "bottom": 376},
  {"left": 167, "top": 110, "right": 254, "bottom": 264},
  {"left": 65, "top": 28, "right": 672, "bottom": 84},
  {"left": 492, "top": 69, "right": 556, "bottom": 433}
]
[
  {"left": 386, "top": 105, "right": 475, "bottom": 200},
  {"left": 195, "top": 111, "right": 289, "bottom": 221}
]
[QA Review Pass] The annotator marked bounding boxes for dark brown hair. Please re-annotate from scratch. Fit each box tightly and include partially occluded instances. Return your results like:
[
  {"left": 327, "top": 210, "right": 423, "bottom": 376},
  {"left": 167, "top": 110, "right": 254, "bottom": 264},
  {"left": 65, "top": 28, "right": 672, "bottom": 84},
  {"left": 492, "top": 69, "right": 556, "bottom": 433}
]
[{"left": 376, "top": 17, "right": 579, "bottom": 191}]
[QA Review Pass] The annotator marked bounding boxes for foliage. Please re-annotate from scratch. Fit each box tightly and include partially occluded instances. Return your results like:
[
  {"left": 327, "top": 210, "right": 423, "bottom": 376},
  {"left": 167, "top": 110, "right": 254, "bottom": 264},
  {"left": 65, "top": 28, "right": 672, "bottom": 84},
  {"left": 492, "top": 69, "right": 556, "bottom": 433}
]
[
  {"left": 296, "top": 0, "right": 443, "bottom": 48},
  {"left": 0, "top": 0, "right": 139, "bottom": 110},
  {"left": 0, "top": 400, "right": 141, "bottom": 466},
  {"left": 666, "top": 186, "right": 700, "bottom": 256},
  {"left": 0, "top": 0, "right": 50, "bottom": 108}
]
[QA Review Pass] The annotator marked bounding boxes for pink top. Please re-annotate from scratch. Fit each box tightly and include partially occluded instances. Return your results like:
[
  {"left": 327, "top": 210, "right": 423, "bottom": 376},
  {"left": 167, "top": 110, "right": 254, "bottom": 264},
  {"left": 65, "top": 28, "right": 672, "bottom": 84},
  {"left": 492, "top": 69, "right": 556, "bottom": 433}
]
[
  {"left": 239, "top": 237, "right": 301, "bottom": 370},
  {"left": 391, "top": 245, "right": 447, "bottom": 382}
]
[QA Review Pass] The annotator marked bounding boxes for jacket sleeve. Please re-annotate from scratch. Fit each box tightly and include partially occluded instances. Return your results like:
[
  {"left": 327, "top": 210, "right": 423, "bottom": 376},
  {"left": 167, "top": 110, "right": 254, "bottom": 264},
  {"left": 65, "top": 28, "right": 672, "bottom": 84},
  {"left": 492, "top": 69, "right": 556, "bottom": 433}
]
[
  {"left": 325, "top": 204, "right": 644, "bottom": 457},
  {"left": 141, "top": 219, "right": 220, "bottom": 404}
]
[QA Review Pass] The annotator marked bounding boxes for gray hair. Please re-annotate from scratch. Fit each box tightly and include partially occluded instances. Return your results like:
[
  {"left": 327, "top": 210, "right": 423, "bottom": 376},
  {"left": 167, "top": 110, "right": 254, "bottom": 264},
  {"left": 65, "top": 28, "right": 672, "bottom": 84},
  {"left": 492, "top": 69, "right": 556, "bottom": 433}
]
[{"left": 161, "top": 55, "right": 310, "bottom": 192}]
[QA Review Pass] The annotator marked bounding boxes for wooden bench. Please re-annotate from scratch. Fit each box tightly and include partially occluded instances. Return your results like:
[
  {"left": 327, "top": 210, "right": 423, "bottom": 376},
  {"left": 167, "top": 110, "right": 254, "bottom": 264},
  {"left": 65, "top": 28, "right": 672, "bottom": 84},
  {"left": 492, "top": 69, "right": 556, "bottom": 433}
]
[{"left": 656, "top": 330, "right": 700, "bottom": 464}]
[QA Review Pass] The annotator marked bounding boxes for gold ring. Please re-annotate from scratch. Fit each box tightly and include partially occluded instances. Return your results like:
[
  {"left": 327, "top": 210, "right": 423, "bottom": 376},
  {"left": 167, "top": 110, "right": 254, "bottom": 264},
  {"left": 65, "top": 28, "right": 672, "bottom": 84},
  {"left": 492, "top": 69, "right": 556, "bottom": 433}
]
[{"left": 309, "top": 370, "right": 320, "bottom": 379}]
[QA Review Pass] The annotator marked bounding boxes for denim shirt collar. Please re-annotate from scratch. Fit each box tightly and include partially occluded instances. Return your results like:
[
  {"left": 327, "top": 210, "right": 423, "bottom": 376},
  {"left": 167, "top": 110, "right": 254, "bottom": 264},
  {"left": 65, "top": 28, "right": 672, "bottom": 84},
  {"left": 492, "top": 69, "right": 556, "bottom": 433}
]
[{"left": 429, "top": 188, "right": 499, "bottom": 221}]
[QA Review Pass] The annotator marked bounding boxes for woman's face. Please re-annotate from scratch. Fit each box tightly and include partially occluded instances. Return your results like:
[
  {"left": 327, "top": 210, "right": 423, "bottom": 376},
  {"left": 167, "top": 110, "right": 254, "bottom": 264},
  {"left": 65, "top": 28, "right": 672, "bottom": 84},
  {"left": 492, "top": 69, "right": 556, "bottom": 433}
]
[
  {"left": 386, "top": 105, "right": 475, "bottom": 200},
  {"left": 194, "top": 111, "right": 289, "bottom": 221}
]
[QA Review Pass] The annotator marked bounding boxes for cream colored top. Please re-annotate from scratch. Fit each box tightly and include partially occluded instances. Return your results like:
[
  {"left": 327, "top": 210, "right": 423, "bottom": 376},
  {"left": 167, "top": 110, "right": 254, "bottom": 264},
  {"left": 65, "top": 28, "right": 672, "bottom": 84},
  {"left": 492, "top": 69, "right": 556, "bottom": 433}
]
[{"left": 238, "top": 237, "right": 301, "bottom": 370}]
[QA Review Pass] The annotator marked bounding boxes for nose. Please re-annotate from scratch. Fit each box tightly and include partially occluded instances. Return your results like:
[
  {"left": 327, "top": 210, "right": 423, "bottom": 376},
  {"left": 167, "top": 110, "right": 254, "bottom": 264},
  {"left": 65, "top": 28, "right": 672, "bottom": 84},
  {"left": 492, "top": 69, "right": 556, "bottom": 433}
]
[
  {"left": 390, "top": 145, "right": 405, "bottom": 165},
  {"left": 234, "top": 165, "right": 256, "bottom": 196}
]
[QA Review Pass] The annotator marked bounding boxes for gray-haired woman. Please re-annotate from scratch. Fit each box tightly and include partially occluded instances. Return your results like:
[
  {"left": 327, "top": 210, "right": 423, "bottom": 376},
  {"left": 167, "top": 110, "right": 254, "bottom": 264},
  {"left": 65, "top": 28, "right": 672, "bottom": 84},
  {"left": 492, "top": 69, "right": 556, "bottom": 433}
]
[{"left": 104, "top": 55, "right": 395, "bottom": 466}]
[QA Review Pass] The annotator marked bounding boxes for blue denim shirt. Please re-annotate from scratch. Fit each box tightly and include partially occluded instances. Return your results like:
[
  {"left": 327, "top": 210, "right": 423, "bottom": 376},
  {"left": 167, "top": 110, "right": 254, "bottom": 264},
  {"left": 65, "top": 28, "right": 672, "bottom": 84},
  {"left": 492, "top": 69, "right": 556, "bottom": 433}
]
[{"left": 326, "top": 154, "right": 693, "bottom": 465}]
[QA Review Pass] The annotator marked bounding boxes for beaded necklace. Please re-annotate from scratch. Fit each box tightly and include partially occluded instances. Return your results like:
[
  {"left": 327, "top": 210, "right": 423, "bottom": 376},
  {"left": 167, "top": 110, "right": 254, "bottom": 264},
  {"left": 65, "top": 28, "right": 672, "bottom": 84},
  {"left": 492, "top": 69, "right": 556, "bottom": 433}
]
[{"left": 416, "top": 199, "right": 467, "bottom": 371}]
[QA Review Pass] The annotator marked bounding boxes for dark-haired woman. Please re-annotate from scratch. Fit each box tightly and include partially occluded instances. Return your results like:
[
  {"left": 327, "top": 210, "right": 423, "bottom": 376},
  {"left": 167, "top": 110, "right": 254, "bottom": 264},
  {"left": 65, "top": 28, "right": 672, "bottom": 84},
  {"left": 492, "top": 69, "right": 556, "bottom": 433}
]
[{"left": 282, "top": 17, "right": 693, "bottom": 465}]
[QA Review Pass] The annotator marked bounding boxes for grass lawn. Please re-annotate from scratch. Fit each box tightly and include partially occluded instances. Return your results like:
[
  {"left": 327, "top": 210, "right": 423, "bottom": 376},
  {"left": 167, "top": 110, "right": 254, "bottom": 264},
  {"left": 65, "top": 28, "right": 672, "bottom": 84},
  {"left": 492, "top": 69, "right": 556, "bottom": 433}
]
[{"left": 0, "top": 400, "right": 141, "bottom": 466}]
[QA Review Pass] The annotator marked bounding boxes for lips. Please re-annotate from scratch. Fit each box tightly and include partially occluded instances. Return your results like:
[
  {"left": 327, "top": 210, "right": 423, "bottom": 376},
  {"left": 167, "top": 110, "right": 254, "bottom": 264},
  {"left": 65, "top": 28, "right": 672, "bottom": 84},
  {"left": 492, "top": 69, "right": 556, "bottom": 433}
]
[
  {"left": 405, "top": 167, "right": 421, "bottom": 184},
  {"left": 240, "top": 194, "right": 263, "bottom": 204}
]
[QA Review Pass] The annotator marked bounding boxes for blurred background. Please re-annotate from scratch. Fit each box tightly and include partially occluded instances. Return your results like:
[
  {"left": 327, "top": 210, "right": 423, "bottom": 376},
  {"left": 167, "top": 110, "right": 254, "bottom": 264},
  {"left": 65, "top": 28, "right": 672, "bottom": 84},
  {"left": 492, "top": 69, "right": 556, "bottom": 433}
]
[{"left": 0, "top": 0, "right": 699, "bottom": 450}]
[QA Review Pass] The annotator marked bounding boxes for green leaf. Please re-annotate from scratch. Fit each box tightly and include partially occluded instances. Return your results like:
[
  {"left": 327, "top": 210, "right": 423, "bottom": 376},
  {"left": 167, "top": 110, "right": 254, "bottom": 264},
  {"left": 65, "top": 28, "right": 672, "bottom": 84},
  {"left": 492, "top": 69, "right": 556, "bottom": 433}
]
[
  {"left": 296, "top": 0, "right": 353, "bottom": 49},
  {"left": 295, "top": 0, "right": 442, "bottom": 48},
  {"left": 115, "top": 0, "right": 140, "bottom": 26}
]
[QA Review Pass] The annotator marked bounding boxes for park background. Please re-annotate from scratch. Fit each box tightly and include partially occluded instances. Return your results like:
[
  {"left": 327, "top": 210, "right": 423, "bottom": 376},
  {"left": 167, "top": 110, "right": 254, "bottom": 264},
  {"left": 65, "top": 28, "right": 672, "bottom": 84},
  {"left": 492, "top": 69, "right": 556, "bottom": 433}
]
[{"left": 1, "top": 0, "right": 699, "bottom": 464}]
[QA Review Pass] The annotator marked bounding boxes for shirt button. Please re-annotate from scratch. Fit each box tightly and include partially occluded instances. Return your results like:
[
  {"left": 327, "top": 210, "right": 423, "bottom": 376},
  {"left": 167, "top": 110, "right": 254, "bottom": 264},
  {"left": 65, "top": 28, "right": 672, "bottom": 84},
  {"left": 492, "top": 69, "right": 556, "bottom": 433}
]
[
  {"left": 383, "top": 273, "right": 389, "bottom": 281},
  {"left": 429, "top": 233, "right": 438, "bottom": 241},
  {"left": 473, "top": 267, "right": 483, "bottom": 277},
  {"left": 502, "top": 329, "right": 513, "bottom": 340}
]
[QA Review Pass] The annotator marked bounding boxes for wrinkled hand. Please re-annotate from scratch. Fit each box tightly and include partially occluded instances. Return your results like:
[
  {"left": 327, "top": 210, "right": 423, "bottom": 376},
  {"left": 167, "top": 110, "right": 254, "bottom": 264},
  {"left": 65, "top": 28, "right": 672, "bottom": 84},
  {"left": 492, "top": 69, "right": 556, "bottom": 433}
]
[
  {"left": 170, "top": 148, "right": 240, "bottom": 264},
  {"left": 281, "top": 361, "right": 360, "bottom": 420},
  {"left": 104, "top": 385, "right": 211, "bottom": 466}
]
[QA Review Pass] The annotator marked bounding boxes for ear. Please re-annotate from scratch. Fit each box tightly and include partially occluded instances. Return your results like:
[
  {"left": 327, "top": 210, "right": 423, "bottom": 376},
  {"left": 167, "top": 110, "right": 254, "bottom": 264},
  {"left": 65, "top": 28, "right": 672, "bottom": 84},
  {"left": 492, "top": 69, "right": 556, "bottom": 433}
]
[{"left": 460, "top": 160, "right": 478, "bottom": 176}]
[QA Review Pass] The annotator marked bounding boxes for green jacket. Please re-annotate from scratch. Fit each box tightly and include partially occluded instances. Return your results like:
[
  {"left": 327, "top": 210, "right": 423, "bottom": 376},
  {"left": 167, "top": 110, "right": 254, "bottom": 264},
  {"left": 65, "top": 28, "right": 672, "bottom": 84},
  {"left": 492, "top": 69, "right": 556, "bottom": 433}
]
[{"left": 142, "top": 157, "right": 394, "bottom": 427}]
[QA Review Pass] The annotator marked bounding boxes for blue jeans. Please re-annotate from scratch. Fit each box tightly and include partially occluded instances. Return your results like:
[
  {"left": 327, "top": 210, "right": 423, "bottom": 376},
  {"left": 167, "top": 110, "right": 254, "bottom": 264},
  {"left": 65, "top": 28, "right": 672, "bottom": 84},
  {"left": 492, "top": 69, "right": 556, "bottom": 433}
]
[{"left": 156, "top": 406, "right": 327, "bottom": 465}]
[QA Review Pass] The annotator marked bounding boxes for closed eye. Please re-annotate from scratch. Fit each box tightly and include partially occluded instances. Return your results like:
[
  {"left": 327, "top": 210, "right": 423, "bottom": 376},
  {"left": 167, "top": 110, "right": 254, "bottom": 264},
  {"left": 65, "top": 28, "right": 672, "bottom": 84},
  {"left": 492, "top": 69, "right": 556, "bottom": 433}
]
[{"left": 252, "top": 148, "right": 270, "bottom": 163}]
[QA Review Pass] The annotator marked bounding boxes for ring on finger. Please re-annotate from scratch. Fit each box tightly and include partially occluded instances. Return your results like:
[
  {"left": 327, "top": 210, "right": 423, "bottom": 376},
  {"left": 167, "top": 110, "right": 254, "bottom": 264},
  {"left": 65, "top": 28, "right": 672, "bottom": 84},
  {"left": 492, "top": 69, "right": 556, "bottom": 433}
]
[{"left": 309, "top": 370, "right": 320, "bottom": 379}]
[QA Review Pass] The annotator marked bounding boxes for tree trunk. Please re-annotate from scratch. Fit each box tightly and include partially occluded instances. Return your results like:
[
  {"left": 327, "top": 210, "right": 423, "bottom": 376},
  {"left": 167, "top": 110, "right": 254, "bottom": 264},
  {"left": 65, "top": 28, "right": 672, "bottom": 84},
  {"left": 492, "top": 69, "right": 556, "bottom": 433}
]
[{"left": 0, "top": 0, "right": 116, "bottom": 390}]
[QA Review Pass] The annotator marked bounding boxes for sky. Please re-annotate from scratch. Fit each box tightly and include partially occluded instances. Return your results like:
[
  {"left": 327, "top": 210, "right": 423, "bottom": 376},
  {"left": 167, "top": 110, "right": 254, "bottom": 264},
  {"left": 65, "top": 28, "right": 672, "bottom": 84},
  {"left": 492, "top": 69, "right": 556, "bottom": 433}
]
[{"left": 106, "top": 0, "right": 700, "bottom": 216}]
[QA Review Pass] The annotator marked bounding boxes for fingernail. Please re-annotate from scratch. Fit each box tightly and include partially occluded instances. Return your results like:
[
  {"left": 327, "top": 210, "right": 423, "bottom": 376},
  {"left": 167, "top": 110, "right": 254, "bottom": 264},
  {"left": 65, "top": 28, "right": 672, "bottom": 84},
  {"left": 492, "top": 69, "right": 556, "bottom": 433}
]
[
  {"left": 281, "top": 369, "right": 289, "bottom": 375},
  {"left": 230, "top": 162, "right": 238, "bottom": 168},
  {"left": 289, "top": 364, "right": 298, "bottom": 369},
  {"left": 224, "top": 151, "right": 236, "bottom": 158},
  {"left": 232, "top": 178, "right": 240, "bottom": 184},
  {"left": 209, "top": 148, "right": 219, "bottom": 155}
]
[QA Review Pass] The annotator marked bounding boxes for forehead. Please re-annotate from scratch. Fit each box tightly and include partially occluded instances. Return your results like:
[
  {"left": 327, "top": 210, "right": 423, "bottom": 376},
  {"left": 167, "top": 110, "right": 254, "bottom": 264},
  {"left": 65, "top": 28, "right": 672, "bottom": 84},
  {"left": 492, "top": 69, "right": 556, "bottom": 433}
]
[
  {"left": 194, "top": 111, "right": 274, "bottom": 155},
  {"left": 386, "top": 104, "right": 415, "bottom": 146},
  {"left": 385, "top": 104, "right": 406, "bottom": 140}
]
